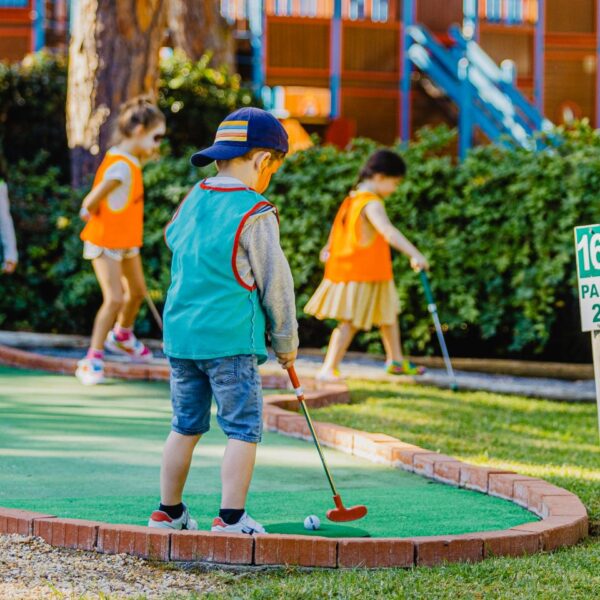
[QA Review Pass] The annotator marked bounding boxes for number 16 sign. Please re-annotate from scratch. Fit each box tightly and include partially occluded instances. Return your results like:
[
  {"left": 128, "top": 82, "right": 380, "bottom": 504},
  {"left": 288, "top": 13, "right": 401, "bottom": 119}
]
[
  {"left": 575, "top": 224, "right": 600, "bottom": 441},
  {"left": 574, "top": 225, "right": 600, "bottom": 331}
]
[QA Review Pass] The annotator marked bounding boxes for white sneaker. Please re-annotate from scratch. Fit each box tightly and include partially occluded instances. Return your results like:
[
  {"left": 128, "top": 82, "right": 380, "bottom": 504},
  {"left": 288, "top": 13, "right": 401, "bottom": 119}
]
[
  {"left": 211, "top": 511, "right": 266, "bottom": 535},
  {"left": 315, "top": 368, "right": 344, "bottom": 383},
  {"left": 105, "top": 330, "right": 153, "bottom": 362},
  {"left": 148, "top": 505, "right": 198, "bottom": 530},
  {"left": 75, "top": 358, "right": 105, "bottom": 386}
]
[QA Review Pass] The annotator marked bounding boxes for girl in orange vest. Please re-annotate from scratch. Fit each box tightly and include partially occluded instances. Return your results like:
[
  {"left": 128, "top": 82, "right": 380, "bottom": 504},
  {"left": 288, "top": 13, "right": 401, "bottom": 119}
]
[
  {"left": 76, "top": 97, "right": 166, "bottom": 386},
  {"left": 305, "top": 149, "right": 429, "bottom": 381}
]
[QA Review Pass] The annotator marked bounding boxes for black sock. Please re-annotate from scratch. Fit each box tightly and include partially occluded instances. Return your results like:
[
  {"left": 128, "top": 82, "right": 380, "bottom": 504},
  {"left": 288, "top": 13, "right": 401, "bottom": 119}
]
[
  {"left": 219, "top": 508, "right": 245, "bottom": 525},
  {"left": 160, "top": 502, "right": 184, "bottom": 519}
]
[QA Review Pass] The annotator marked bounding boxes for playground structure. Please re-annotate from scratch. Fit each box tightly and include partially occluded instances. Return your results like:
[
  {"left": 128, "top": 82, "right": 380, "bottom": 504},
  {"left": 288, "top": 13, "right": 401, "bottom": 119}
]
[
  {"left": 1, "top": 1, "right": 599, "bottom": 153},
  {"left": 222, "top": 0, "right": 597, "bottom": 153}
]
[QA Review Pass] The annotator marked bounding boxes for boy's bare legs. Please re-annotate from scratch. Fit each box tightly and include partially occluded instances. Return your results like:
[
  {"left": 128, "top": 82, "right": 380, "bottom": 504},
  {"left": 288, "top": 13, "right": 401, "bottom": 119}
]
[
  {"left": 118, "top": 254, "right": 147, "bottom": 328},
  {"left": 90, "top": 256, "right": 124, "bottom": 350},
  {"left": 380, "top": 320, "right": 404, "bottom": 364},
  {"left": 160, "top": 435, "right": 257, "bottom": 509},
  {"left": 160, "top": 431, "right": 201, "bottom": 505},
  {"left": 319, "top": 321, "right": 358, "bottom": 377},
  {"left": 221, "top": 439, "right": 257, "bottom": 508}
]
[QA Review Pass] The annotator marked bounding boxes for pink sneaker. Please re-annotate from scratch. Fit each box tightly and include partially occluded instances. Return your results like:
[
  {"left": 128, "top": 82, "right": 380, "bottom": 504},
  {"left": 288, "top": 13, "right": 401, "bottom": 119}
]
[
  {"left": 75, "top": 357, "right": 105, "bottom": 386},
  {"left": 105, "top": 330, "right": 153, "bottom": 362}
]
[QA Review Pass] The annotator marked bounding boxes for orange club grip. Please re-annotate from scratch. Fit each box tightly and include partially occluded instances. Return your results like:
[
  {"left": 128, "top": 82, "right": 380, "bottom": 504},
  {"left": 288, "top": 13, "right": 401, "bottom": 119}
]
[{"left": 287, "top": 365, "right": 301, "bottom": 389}]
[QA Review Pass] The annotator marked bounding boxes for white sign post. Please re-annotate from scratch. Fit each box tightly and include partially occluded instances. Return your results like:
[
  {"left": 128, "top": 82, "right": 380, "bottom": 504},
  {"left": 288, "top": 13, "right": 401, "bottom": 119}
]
[{"left": 574, "top": 224, "right": 600, "bottom": 440}]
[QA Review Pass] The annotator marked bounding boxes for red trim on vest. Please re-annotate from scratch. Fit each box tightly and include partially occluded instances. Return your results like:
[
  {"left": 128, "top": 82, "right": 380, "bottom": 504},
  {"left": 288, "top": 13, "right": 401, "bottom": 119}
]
[
  {"left": 231, "top": 201, "right": 276, "bottom": 291},
  {"left": 200, "top": 180, "right": 251, "bottom": 192},
  {"left": 163, "top": 184, "right": 198, "bottom": 250}
]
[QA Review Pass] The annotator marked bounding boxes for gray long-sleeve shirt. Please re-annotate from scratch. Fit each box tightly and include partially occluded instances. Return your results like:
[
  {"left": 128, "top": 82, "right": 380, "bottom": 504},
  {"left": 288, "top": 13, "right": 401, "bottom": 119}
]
[
  {"left": 0, "top": 181, "right": 18, "bottom": 265},
  {"left": 205, "top": 177, "right": 298, "bottom": 354}
]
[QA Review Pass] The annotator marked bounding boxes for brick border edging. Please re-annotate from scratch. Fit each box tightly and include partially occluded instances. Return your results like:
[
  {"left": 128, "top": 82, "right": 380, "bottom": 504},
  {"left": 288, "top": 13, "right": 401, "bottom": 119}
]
[{"left": 0, "top": 344, "right": 589, "bottom": 568}]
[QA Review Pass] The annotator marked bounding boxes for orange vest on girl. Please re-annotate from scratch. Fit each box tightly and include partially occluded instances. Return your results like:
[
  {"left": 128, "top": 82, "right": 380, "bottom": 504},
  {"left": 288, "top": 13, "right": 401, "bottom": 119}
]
[
  {"left": 324, "top": 190, "right": 393, "bottom": 283},
  {"left": 80, "top": 150, "right": 144, "bottom": 248}
]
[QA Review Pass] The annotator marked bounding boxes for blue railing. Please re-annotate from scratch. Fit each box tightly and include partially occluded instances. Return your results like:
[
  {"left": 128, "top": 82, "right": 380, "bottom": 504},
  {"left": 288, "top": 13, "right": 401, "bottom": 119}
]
[
  {"left": 0, "top": 0, "right": 29, "bottom": 7},
  {"left": 407, "top": 23, "right": 551, "bottom": 157}
]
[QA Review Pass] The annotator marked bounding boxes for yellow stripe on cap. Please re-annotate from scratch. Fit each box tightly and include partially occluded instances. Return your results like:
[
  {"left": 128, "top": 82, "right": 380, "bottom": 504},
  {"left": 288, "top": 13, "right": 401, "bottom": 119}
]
[
  {"left": 215, "top": 120, "right": 249, "bottom": 143},
  {"left": 219, "top": 121, "right": 249, "bottom": 127}
]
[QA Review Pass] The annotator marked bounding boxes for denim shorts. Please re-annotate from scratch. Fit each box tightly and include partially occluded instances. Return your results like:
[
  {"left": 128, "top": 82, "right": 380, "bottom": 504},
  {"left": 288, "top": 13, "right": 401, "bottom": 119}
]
[{"left": 168, "top": 354, "right": 263, "bottom": 443}]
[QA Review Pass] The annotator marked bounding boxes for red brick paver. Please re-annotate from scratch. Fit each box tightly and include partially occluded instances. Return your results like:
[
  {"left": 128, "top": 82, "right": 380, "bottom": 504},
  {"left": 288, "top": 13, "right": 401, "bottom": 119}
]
[
  {"left": 34, "top": 518, "right": 101, "bottom": 551},
  {"left": 97, "top": 524, "right": 170, "bottom": 560},
  {"left": 0, "top": 508, "right": 56, "bottom": 536},
  {"left": 254, "top": 534, "right": 337, "bottom": 567},
  {"left": 171, "top": 531, "right": 253, "bottom": 564},
  {"left": 415, "top": 535, "right": 483, "bottom": 566},
  {"left": 338, "top": 538, "right": 414, "bottom": 568}
]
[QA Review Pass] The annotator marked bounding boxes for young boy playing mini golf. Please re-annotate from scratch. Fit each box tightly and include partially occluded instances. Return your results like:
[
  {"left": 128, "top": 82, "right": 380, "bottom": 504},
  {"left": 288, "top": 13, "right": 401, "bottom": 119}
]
[{"left": 148, "top": 108, "right": 298, "bottom": 534}]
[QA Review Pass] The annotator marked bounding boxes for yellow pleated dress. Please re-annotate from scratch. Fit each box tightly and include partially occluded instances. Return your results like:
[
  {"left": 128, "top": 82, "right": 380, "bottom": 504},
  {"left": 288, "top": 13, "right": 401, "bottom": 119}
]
[{"left": 304, "top": 190, "right": 400, "bottom": 331}]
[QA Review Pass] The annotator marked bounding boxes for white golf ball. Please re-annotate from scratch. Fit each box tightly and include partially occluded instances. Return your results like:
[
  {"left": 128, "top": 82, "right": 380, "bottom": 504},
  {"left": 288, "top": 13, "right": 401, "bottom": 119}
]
[{"left": 304, "top": 515, "right": 320, "bottom": 530}]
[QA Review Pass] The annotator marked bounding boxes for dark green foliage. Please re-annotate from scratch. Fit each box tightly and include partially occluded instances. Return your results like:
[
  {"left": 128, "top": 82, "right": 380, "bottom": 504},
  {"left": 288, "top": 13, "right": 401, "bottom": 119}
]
[
  {"left": 2, "top": 111, "right": 599, "bottom": 360},
  {"left": 0, "top": 52, "right": 69, "bottom": 178},
  {"left": 158, "top": 51, "right": 259, "bottom": 156},
  {"left": 0, "top": 153, "right": 80, "bottom": 332},
  {"left": 275, "top": 124, "right": 600, "bottom": 360}
]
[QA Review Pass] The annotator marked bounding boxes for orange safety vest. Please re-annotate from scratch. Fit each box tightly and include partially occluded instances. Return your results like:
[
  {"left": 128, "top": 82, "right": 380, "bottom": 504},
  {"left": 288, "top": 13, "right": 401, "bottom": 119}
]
[
  {"left": 324, "top": 190, "right": 393, "bottom": 283},
  {"left": 80, "top": 150, "right": 144, "bottom": 248}
]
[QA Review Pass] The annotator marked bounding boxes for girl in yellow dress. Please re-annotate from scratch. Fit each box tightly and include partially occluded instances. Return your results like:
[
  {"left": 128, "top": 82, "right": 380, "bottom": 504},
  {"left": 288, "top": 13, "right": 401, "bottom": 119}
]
[{"left": 305, "top": 149, "right": 429, "bottom": 381}]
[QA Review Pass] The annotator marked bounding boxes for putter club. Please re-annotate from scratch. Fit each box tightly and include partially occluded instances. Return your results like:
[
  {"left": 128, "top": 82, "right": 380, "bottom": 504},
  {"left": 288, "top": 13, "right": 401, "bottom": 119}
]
[
  {"left": 287, "top": 366, "right": 368, "bottom": 522},
  {"left": 145, "top": 292, "right": 163, "bottom": 332},
  {"left": 419, "top": 270, "right": 458, "bottom": 391}
]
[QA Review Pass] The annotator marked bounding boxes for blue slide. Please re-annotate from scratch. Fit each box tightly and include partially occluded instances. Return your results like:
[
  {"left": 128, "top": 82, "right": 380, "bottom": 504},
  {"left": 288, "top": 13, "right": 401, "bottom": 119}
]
[{"left": 407, "top": 24, "right": 553, "bottom": 156}]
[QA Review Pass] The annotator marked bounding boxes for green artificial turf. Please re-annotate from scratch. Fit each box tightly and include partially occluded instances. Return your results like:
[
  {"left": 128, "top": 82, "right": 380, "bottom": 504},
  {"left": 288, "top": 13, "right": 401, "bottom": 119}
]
[
  {"left": 0, "top": 366, "right": 536, "bottom": 538},
  {"left": 265, "top": 522, "right": 371, "bottom": 537}
]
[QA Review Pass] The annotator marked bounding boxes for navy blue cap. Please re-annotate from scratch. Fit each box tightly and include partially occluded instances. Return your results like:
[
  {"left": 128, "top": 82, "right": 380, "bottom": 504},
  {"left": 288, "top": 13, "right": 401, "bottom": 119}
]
[{"left": 191, "top": 107, "right": 289, "bottom": 167}]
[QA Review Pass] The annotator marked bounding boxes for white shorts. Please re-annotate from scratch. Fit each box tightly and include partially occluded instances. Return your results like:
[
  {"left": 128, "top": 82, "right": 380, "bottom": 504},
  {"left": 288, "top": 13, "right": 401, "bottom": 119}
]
[{"left": 83, "top": 242, "right": 140, "bottom": 262}]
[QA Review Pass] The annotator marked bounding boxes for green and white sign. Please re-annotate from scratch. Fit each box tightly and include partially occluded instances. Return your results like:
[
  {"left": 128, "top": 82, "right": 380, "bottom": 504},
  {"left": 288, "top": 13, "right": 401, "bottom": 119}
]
[{"left": 574, "top": 224, "right": 600, "bottom": 332}]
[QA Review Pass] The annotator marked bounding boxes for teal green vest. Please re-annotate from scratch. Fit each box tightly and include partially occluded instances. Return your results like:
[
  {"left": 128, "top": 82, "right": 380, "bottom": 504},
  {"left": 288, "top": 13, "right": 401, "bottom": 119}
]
[{"left": 163, "top": 182, "right": 271, "bottom": 363}]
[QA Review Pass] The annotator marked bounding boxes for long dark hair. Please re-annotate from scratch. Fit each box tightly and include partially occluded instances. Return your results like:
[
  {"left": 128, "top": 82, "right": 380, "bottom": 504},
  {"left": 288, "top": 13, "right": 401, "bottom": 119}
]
[{"left": 356, "top": 149, "right": 406, "bottom": 186}]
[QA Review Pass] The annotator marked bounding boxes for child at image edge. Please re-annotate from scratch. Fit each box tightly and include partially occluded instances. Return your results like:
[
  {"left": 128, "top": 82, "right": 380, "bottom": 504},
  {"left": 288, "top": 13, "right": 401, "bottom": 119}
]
[
  {"left": 148, "top": 107, "right": 298, "bottom": 533},
  {"left": 305, "top": 149, "right": 429, "bottom": 381},
  {"left": 76, "top": 97, "right": 166, "bottom": 386},
  {"left": 0, "top": 178, "right": 18, "bottom": 274}
]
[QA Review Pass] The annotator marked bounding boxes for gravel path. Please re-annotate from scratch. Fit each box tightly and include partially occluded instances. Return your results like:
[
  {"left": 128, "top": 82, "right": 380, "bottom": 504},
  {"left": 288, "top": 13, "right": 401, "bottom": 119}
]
[
  {"left": 0, "top": 534, "right": 223, "bottom": 599},
  {"left": 18, "top": 345, "right": 597, "bottom": 402},
  {"left": 1, "top": 330, "right": 596, "bottom": 402}
]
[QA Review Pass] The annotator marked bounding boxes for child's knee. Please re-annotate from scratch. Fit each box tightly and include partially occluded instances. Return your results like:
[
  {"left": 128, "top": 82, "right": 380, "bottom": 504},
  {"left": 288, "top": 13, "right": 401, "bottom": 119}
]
[
  {"left": 126, "top": 287, "right": 146, "bottom": 305},
  {"left": 339, "top": 321, "right": 357, "bottom": 334},
  {"left": 103, "top": 295, "right": 124, "bottom": 312}
]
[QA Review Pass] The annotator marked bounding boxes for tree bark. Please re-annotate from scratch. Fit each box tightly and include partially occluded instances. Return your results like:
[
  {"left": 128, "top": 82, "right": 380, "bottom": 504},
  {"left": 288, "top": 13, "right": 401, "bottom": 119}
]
[
  {"left": 167, "top": 0, "right": 234, "bottom": 68},
  {"left": 66, "top": 0, "right": 168, "bottom": 188}
]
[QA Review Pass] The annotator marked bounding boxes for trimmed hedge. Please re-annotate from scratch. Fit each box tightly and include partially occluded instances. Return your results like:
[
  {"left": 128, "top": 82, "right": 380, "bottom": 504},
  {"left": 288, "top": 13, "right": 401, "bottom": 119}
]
[{"left": 1, "top": 124, "right": 598, "bottom": 362}]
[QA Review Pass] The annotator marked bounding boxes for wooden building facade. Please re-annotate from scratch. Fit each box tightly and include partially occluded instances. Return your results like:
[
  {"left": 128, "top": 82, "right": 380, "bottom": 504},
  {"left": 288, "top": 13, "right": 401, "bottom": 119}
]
[{"left": 1, "top": 1, "right": 599, "bottom": 145}]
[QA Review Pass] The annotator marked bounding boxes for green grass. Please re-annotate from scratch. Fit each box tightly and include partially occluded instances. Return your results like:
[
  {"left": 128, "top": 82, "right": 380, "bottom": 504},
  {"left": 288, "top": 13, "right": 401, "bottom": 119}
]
[{"left": 206, "top": 380, "right": 599, "bottom": 599}]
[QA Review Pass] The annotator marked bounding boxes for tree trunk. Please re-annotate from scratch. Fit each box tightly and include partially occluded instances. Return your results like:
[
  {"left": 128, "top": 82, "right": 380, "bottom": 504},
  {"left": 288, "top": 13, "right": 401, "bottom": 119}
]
[
  {"left": 167, "top": 0, "right": 234, "bottom": 68},
  {"left": 67, "top": 0, "right": 168, "bottom": 188}
]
